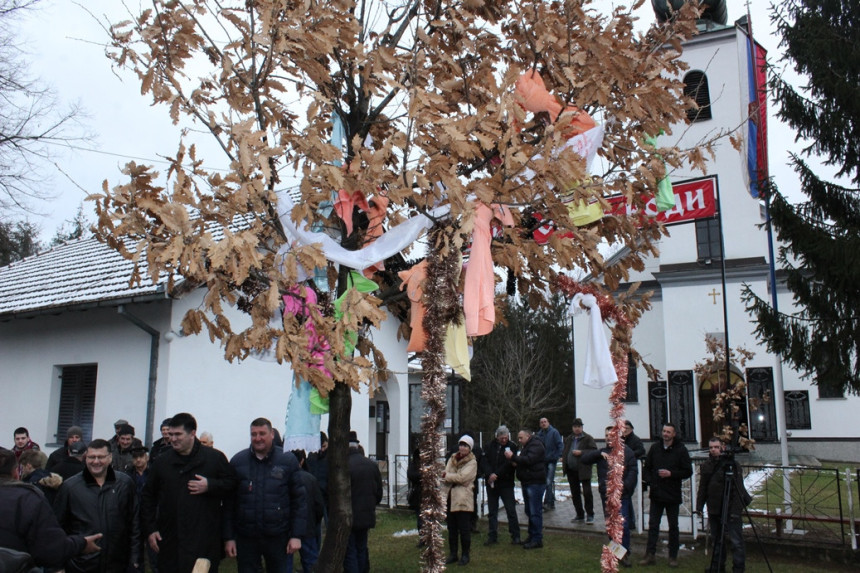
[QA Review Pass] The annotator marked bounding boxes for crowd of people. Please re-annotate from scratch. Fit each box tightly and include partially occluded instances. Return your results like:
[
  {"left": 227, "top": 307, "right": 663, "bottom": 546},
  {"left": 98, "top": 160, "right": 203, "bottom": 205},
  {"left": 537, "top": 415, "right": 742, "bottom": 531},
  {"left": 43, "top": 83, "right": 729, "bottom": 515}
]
[
  {"left": 2, "top": 416, "right": 746, "bottom": 572},
  {"left": 0, "top": 416, "right": 379, "bottom": 573}
]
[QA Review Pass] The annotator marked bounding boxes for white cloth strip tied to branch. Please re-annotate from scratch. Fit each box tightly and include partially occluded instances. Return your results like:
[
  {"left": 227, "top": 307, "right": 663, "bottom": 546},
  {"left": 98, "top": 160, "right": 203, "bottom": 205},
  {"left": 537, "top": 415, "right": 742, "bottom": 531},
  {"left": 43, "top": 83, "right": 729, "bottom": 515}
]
[
  {"left": 517, "top": 124, "right": 605, "bottom": 183},
  {"left": 568, "top": 292, "right": 618, "bottom": 388},
  {"left": 275, "top": 190, "right": 451, "bottom": 275}
]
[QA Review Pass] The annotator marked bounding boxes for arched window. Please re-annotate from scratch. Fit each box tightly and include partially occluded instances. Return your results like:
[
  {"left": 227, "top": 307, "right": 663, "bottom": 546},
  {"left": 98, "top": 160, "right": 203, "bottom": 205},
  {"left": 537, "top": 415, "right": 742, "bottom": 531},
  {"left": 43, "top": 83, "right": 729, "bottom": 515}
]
[{"left": 683, "top": 70, "right": 712, "bottom": 122}]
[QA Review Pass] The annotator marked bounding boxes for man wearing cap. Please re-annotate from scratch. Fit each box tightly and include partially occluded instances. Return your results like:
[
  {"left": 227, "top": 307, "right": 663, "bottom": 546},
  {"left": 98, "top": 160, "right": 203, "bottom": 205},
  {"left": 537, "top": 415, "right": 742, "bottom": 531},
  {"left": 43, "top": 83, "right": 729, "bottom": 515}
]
[
  {"left": 561, "top": 418, "right": 598, "bottom": 524},
  {"left": 47, "top": 426, "right": 84, "bottom": 472},
  {"left": 126, "top": 446, "right": 156, "bottom": 573},
  {"left": 224, "top": 417, "right": 307, "bottom": 573},
  {"left": 622, "top": 420, "right": 646, "bottom": 459},
  {"left": 53, "top": 441, "right": 87, "bottom": 481},
  {"left": 109, "top": 419, "right": 142, "bottom": 455},
  {"left": 149, "top": 419, "right": 173, "bottom": 460},
  {"left": 344, "top": 431, "right": 382, "bottom": 573},
  {"left": 112, "top": 424, "right": 139, "bottom": 472},
  {"left": 505, "top": 428, "right": 546, "bottom": 549},
  {"left": 482, "top": 425, "right": 521, "bottom": 546},
  {"left": 54, "top": 438, "right": 141, "bottom": 572}
]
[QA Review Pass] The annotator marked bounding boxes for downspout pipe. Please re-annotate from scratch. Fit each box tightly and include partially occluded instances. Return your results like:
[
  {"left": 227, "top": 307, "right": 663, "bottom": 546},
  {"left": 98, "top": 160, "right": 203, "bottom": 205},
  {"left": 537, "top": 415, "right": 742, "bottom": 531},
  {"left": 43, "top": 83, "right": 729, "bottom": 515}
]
[{"left": 117, "top": 305, "right": 160, "bottom": 447}]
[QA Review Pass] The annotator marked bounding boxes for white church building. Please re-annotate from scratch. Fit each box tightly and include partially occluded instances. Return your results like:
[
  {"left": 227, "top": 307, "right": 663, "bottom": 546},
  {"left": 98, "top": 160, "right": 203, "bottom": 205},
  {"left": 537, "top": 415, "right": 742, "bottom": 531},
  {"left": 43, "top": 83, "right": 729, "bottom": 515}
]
[
  {"left": 573, "top": 14, "right": 860, "bottom": 461},
  {"left": 0, "top": 235, "right": 409, "bottom": 465}
]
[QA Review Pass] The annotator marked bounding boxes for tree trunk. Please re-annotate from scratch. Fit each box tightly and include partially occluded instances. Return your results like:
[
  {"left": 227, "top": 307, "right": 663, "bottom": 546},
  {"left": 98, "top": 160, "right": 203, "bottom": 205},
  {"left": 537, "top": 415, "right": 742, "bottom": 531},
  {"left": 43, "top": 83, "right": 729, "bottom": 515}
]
[{"left": 315, "top": 382, "right": 352, "bottom": 572}]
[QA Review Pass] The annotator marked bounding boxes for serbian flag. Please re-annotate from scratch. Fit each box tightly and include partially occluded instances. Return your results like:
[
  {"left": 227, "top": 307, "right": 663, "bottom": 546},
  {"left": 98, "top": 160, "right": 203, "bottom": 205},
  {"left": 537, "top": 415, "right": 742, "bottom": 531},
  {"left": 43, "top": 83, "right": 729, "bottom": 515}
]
[{"left": 746, "top": 31, "right": 768, "bottom": 198}]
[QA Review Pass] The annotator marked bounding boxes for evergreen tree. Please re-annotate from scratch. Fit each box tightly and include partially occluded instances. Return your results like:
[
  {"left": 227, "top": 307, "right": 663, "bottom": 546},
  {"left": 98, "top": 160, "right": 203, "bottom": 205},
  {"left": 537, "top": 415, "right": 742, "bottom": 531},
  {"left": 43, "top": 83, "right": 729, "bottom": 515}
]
[
  {"left": 743, "top": 0, "right": 860, "bottom": 395},
  {"left": 465, "top": 294, "right": 574, "bottom": 433},
  {"left": 0, "top": 219, "right": 40, "bottom": 265}
]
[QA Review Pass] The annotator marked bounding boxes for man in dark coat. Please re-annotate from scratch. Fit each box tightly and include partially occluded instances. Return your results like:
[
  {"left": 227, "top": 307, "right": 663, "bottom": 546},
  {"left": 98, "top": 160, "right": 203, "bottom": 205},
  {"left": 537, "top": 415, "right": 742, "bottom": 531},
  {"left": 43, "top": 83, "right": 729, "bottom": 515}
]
[
  {"left": 505, "top": 428, "right": 546, "bottom": 549},
  {"left": 582, "top": 426, "right": 639, "bottom": 567},
  {"left": 141, "top": 413, "right": 237, "bottom": 573},
  {"left": 224, "top": 418, "right": 308, "bottom": 573},
  {"left": 0, "top": 447, "right": 102, "bottom": 569},
  {"left": 482, "top": 425, "right": 521, "bottom": 545},
  {"left": 292, "top": 449, "right": 325, "bottom": 573},
  {"left": 561, "top": 418, "right": 598, "bottom": 523},
  {"left": 622, "top": 420, "right": 646, "bottom": 459},
  {"left": 696, "top": 438, "right": 748, "bottom": 573},
  {"left": 47, "top": 426, "right": 84, "bottom": 471},
  {"left": 54, "top": 439, "right": 140, "bottom": 573},
  {"left": 344, "top": 431, "right": 382, "bottom": 573},
  {"left": 536, "top": 417, "right": 563, "bottom": 510},
  {"left": 640, "top": 423, "right": 692, "bottom": 568},
  {"left": 149, "top": 419, "right": 173, "bottom": 461},
  {"left": 53, "top": 441, "right": 87, "bottom": 481}
]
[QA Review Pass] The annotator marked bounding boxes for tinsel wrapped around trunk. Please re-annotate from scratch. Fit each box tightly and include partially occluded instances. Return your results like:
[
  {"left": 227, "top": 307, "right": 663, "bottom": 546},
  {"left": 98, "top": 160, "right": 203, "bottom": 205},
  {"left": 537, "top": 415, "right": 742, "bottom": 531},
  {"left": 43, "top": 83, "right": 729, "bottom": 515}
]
[
  {"left": 555, "top": 276, "right": 633, "bottom": 573},
  {"left": 418, "top": 225, "right": 462, "bottom": 572}
]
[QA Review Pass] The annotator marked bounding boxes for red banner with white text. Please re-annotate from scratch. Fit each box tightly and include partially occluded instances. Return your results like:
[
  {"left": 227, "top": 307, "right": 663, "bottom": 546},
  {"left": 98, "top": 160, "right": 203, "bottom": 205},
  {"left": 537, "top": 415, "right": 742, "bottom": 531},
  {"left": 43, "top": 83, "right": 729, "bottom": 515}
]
[{"left": 607, "top": 176, "right": 717, "bottom": 225}]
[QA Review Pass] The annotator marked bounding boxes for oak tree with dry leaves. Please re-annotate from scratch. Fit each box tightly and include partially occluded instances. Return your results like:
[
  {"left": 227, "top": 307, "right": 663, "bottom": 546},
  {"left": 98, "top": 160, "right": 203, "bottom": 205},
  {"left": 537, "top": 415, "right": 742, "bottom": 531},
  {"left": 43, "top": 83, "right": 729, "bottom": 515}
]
[{"left": 92, "top": 1, "right": 714, "bottom": 569}]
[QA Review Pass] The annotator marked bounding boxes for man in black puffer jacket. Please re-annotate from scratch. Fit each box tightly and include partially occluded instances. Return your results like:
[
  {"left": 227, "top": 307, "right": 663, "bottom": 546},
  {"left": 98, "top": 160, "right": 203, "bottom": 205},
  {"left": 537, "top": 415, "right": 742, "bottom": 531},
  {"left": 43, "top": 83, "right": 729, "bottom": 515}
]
[
  {"left": 482, "top": 425, "right": 520, "bottom": 545},
  {"left": 0, "top": 447, "right": 102, "bottom": 569},
  {"left": 54, "top": 439, "right": 140, "bottom": 573},
  {"left": 505, "top": 428, "right": 546, "bottom": 549},
  {"left": 582, "top": 426, "right": 639, "bottom": 567},
  {"left": 142, "top": 413, "right": 237, "bottom": 573},
  {"left": 224, "top": 418, "right": 308, "bottom": 573},
  {"left": 640, "top": 423, "right": 692, "bottom": 568}
]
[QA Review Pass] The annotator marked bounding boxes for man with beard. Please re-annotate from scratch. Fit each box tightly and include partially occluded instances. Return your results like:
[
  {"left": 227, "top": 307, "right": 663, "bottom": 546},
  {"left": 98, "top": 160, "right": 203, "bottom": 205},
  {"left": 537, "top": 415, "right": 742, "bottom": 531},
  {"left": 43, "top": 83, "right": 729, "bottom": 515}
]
[
  {"left": 54, "top": 439, "right": 140, "bottom": 572},
  {"left": 47, "top": 426, "right": 84, "bottom": 471},
  {"left": 142, "top": 413, "right": 237, "bottom": 573}
]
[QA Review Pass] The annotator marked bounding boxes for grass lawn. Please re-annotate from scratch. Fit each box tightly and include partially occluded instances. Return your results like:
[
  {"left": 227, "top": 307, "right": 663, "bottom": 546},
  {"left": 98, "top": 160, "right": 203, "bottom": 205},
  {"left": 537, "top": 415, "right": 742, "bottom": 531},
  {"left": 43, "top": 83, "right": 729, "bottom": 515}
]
[{"left": 210, "top": 509, "right": 858, "bottom": 572}]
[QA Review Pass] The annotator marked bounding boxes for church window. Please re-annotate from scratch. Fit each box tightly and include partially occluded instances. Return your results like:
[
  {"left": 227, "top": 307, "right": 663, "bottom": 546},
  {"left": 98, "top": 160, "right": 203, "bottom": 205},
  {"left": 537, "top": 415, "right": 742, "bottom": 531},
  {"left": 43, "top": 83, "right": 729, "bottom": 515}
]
[
  {"left": 696, "top": 217, "right": 722, "bottom": 262},
  {"left": 784, "top": 390, "right": 812, "bottom": 430},
  {"left": 55, "top": 364, "right": 97, "bottom": 444},
  {"left": 648, "top": 371, "right": 695, "bottom": 442},
  {"left": 622, "top": 353, "right": 639, "bottom": 402},
  {"left": 683, "top": 70, "right": 712, "bottom": 122},
  {"left": 746, "top": 367, "right": 777, "bottom": 442}
]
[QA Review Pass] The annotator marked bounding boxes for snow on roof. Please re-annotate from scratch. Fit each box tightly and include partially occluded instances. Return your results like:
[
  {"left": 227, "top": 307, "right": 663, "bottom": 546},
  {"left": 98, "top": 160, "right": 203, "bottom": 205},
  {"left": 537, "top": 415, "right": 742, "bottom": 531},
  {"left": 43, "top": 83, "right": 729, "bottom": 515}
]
[{"left": 0, "top": 236, "right": 169, "bottom": 318}]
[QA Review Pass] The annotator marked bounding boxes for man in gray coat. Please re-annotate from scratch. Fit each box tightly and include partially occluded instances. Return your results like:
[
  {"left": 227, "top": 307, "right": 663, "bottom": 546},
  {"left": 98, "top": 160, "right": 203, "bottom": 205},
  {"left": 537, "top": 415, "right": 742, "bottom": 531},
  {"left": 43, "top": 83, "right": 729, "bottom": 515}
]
[{"left": 561, "top": 418, "right": 598, "bottom": 523}]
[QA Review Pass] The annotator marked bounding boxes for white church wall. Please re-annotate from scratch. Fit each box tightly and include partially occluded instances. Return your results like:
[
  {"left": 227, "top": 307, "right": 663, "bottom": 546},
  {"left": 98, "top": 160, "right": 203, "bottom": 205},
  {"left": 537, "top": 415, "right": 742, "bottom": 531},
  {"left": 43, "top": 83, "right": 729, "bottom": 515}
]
[{"left": 0, "top": 302, "right": 170, "bottom": 450}]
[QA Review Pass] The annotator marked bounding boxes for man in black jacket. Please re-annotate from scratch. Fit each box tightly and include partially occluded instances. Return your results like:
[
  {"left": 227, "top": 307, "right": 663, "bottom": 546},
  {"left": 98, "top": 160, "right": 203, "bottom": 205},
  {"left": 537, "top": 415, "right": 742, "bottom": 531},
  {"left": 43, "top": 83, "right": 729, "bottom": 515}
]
[
  {"left": 292, "top": 449, "right": 325, "bottom": 573},
  {"left": 0, "top": 447, "right": 102, "bottom": 569},
  {"left": 622, "top": 420, "right": 646, "bottom": 459},
  {"left": 696, "top": 438, "right": 747, "bottom": 573},
  {"left": 640, "top": 423, "right": 692, "bottom": 568},
  {"left": 54, "top": 439, "right": 140, "bottom": 573},
  {"left": 344, "top": 431, "right": 382, "bottom": 573},
  {"left": 223, "top": 418, "right": 308, "bottom": 573},
  {"left": 505, "top": 428, "right": 546, "bottom": 549},
  {"left": 46, "top": 425, "right": 84, "bottom": 471},
  {"left": 482, "top": 425, "right": 521, "bottom": 545},
  {"left": 561, "top": 418, "right": 598, "bottom": 523},
  {"left": 142, "top": 413, "right": 237, "bottom": 573},
  {"left": 582, "top": 426, "right": 639, "bottom": 567}
]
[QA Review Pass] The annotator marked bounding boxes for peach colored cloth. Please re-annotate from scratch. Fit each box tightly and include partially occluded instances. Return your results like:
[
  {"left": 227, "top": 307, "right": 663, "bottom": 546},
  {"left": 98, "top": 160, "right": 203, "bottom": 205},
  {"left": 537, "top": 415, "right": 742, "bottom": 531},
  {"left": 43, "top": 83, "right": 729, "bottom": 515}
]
[
  {"left": 515, "top": 70, "right": 596, "bottom": 137},
  {"left": 334, "top": 189, "right": 369, "bottom": 237},
  {"left": 363, "top": 194, "right": 390, "bottom": 278},
  {"left": 463, "top": 203, "right": 514, "bottom": 337},
  {"left": 399, "top": 260, "right": 428, "bottom": 352}
]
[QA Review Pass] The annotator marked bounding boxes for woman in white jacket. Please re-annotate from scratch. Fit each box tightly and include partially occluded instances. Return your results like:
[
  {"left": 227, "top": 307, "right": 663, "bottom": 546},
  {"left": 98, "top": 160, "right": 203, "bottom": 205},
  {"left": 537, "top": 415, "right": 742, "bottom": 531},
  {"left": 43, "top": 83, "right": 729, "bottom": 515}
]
[{"left": 442, "top": 435, "right": 477, "bottom": 566}]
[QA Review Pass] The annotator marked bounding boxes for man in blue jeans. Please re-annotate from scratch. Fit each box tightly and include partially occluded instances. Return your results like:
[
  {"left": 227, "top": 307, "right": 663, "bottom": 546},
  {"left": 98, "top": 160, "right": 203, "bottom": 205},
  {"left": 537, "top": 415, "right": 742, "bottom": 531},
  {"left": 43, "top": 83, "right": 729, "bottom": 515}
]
[
  {"left": 537, "top": 417, "right": 563, "bottom": 510},
  {"left": 506, "top": 428, "right": 546, "bottom": 549}
]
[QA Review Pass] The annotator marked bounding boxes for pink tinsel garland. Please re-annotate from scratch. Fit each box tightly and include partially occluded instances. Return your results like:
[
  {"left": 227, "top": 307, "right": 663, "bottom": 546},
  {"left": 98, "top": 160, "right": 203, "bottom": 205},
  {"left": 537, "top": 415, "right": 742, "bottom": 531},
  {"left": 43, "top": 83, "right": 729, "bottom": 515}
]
[{"left": 556, "top": 276, "right": 632, "bottom": 573}]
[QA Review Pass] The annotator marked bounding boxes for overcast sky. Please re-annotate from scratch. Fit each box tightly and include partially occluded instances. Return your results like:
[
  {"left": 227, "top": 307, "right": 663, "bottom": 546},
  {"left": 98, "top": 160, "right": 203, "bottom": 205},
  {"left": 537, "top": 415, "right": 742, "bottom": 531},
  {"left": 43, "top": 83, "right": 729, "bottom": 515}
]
[{"left": 17, "top": 0, "right": 804, "bottom": 239}]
